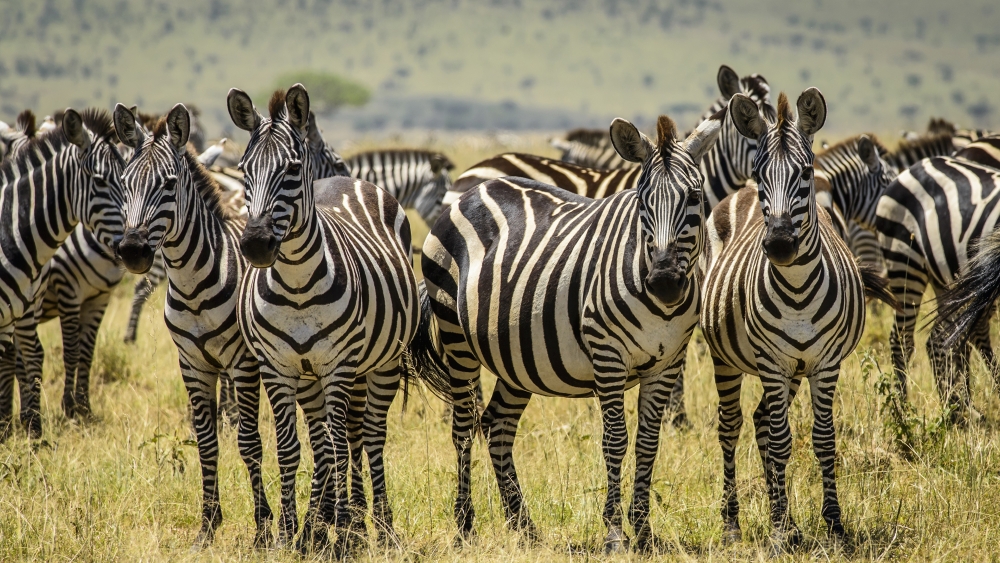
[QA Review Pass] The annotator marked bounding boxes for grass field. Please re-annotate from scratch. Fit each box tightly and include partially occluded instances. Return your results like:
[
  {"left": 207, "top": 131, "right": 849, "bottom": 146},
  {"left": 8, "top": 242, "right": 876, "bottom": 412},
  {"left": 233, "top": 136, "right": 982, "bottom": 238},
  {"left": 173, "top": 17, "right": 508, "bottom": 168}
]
[{"left": 3, "top": 136, "right": 1000, "bottom": 562}]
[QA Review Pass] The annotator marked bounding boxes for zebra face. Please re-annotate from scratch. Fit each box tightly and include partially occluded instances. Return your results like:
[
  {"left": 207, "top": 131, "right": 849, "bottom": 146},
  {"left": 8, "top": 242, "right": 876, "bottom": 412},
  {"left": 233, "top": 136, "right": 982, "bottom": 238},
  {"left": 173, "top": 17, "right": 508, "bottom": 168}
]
[
  {"left": 731, "top": 89, "right": 827, "bottom": 267},
  {"left": 850, "top": 135, "right": 894, "bottom": 230},
  {"left": 63, "top": 109, "right": 127, "bottom": 254},
  {"left": 412, "top": 157, "right": 454, "bottom": 225},
  {"left": 611, "top": 114, "right": 722, "bottom": 305},
  {"left": 113, "top": 103, "right": 191, "bottom": 274},
  {"left": 229, "top": 85, "right": 312, "bottom": 268}
]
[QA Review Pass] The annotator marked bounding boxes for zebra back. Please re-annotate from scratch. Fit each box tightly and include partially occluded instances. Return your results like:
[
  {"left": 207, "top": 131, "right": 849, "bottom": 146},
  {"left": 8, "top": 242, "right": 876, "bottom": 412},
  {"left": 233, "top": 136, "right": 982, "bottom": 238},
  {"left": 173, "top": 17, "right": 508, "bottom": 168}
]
[
  {"left": 955, "top": 134, "right": 1000, "bottom": 170},
  {"left": 345, "top": 149, "right": 454, "bottom": 225},
  {"left": 886, "top": 133, "right": 955, "bottom": 173}
]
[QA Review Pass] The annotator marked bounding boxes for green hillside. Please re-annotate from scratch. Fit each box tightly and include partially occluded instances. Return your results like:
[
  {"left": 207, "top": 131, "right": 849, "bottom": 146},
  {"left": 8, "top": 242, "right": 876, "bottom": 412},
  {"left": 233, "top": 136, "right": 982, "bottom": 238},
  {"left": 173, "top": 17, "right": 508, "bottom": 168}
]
[{"left": 1, "top": 0, "right": 998, "bottom": 139}]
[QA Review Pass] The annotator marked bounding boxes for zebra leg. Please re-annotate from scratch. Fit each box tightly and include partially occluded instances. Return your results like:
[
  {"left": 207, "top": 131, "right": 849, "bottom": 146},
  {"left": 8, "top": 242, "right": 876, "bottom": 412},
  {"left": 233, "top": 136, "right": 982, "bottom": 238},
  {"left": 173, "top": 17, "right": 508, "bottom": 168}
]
[
  {"left": 715, "top": 361, "right": 745, "bottom": 544},
  {"left": 260, "top": 370, "right": 305, "bottom": 549},
  {"left": 230, "top": 353, "right": 274, "bottom": 548},
  {"left": 809, "top": 366, "right": 845, "bottom": 539},
  {"left": 365, "top": 363, "right": 403, "bottom": 546},
  {"left": 443, "top": 351, "right": 482, "bottom": 544},
  {"left": 14, "top": 320, "right": 44, "bottom": 439},
  {"left": 319, "top": 367, "right": 360, "bottom": 557},
  {"left": 630, "top": 363, "right": 680, "bottom": 552},
  {"left": 344, "top": 375, "right": 368, "bottom": 550},
  {"left": 218, "top": 371, "right": 239, "bottom": 428},
  {"left": 759, "top": 371, "right": 801, "bottom": 554},
  {"left": 183, "top": 366, "right": 223, "bottom": 548},
  {"left": 59, "top": 305, "right": 83, "bottom": 418},
  {"left": 123, "top": 276, "right": 153, "bottom": 344},
  {"left": 0, "top": 345, "right": 17, "bottom": 442},
  {"left": 927, "top": 323, "right": 973, "bottom": 423},
  {"left": 969, "top": 309, "right": 1000, "bottom": 387},
  {"left": 72, "top": 293, "right": 111, "bottom": 419},
  {"left": 596, "top": 372, "right": 629, "bottom": 554},
  {"left": 481, "top": 378, "right": 535, "bottom": 539},
  {"left": 886, "top": 260, "right": 928, "bottom": 397},
  {"left": 295, "top": 377, "right": 335, "bottom": 554}
]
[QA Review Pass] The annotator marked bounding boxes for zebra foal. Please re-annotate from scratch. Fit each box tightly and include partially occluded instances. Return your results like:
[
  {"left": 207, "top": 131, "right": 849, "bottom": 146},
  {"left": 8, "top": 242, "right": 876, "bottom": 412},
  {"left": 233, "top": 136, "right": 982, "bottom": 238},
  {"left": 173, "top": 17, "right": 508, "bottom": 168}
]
[
  {"left": 412, "top": 112, "right": 723, "bottom": 551},
  {"left": 702, "top": 89, "right": 866, "bottom": 552}
]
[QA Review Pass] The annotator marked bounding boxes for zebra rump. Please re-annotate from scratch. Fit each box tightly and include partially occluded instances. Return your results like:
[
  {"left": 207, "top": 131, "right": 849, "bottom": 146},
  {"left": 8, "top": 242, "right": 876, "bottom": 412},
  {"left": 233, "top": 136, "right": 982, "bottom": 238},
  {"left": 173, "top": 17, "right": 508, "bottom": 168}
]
[{"left": 933, "top": 230, "right": 1000, "bottom": 349}]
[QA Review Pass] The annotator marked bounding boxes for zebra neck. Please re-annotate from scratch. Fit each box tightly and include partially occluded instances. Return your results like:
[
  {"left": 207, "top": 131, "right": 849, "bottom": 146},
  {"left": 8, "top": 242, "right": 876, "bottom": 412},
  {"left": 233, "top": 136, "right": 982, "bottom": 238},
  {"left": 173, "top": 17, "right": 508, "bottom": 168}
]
[
  {"left": 272, "top": 209, "right": 342, "bottom": 287},
  {"left": 702, "top": 118, "right": 750, "bottom": 198},
  {"left": 1, "top": 146, "right": 83, "bottom": 273},
  {"left": 766, "top": 211, "right": 822, "bottom": 287},
  {"left": 160, "top": 186, "right": 237, "bottom": 292}
]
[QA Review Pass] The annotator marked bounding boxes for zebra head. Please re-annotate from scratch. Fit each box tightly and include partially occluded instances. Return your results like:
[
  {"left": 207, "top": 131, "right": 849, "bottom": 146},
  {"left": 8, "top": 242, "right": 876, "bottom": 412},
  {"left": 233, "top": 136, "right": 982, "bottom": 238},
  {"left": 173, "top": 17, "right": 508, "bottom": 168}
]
[
  {"left": 610, "top": 113, "right": 722, "bottom": 306},
  {"left": 408, "top": 154, "right": 454, "bottom": 226},
  {"left": 63, "top": 108, "right": 127, "bottom": 253},
  {"left": 0, "top": 110, "right": 36, "bottom": 162},
  {"left": 824, "top": 135, "right": 894, "bottom": 230},
  {"left": 228, "top": 84, "right": 313, "bottom": 268},
  {"left": 730, "top": 89, "right": 827, "bottom": 267},
  {"left": 113, "top": 103, "right": 194, "bottom": 274}
]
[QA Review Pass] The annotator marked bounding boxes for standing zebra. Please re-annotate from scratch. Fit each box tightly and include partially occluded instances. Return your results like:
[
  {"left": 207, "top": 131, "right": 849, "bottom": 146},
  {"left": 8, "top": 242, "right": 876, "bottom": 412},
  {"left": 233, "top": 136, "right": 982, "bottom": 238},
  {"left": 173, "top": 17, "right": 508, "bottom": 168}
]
[
  {"left": 0, "top": 109, "right": 125, "bottom": 439},
  {"left": 411, "top": 112, "right": 723, "bottom": 552},
  {"left": 112, "top": 103, "right": 273, "bottom": 548},
  {"left": 702, "top": 89, "right": 867, "bottom": 552},
  {"left": 344, "top": 148, "right": 454, "bottom": 229},
  {"left": 876, "top": 151, "right": 1000, "bottom": 416},
  {"left": 228, "top": 84, "right": 419, "bottom": 552}
]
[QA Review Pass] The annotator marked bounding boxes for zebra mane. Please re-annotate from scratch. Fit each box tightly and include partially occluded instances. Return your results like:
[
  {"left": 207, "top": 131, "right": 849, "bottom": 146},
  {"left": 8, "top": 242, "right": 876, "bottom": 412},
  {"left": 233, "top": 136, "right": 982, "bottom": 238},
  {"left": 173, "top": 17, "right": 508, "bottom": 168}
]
[
  {"left": 16, "top": 109, "right": 36, "bottom": 138},
  {"left": 818, "top": 133, "right": 890, "bottom": 161},
  {"left": 268, "top": 90, "right": 287, "bottom": 119},
  {"left": 927, "top": 117, "right": 956, "bottom": 136},
  {"left": 774, "top": 93, "right": 800, "bottom": 153},
  {"left": 1, "top": 107, "right": 117, "bottom": 177},
  {"left": 894, "top": 133, "right": 952, "bottom": 160},
  {"left": 656, "top": 115, "right": 678, "bottom": 161}
]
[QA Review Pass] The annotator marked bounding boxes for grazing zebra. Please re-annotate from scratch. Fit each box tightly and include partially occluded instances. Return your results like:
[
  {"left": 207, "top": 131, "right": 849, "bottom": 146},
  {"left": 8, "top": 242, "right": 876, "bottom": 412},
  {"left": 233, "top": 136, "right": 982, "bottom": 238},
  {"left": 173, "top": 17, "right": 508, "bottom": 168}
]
[
  {"left": 411, "top": 113, "right": 723, "bottom": 552},
  {"left": 702, "top": 89, "right": 869, "bottom": 552},
  {"left": 228, "top": 84, "right": 419, "bottom": 552},
  {"left": 112, "top": 103, "right": 273, "bottom": 548},
  {"left": 876, "top": 152, "right": 1000, "bottom": 416},
  {"left": 344, "top": 148, "right": 454, "bottom": 228},
  {"left": 0, "top": 109, "right": 125, "bottom": 440}
]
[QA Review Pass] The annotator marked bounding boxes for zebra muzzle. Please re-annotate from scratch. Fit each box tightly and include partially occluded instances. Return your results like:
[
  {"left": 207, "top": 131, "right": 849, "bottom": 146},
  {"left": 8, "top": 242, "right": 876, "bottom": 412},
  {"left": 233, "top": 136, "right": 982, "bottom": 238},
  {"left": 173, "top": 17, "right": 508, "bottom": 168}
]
[
  {"left": 645, "top": 248, "right": 688, "bottom": 306},
  {"left": 241, "top": 213, "right": 279, "bottom": 268},
  {"left": 117, "top": 227, "right": 156, "bottom": 274},
  {"left": 763, "top": 214, "right": 799, "bottom": 266}
]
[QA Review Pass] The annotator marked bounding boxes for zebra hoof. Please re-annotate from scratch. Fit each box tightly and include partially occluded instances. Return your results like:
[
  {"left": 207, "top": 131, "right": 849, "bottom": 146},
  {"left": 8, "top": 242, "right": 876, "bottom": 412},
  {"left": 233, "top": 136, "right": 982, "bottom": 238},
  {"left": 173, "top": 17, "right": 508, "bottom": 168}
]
[
  {"left": 253, "top": 525, "right": 274, "bottom": 550},
  {"left": 768, "top": 525, "right": 801, "bottom": 557},
  {"left": 669, "top": 410, "right": 692, "bottom": 430},
  {"left": 633, "top": 532, "right": 667, "bottom": 554},
  {"left": 452, "top": 529, "right": 476, "bottom": 549},
  {"left": 603, "top": 526, "right": 630, "bottom": 554},
  {"left": 721, "top": 523, "right": 742, "bottom": 546}
]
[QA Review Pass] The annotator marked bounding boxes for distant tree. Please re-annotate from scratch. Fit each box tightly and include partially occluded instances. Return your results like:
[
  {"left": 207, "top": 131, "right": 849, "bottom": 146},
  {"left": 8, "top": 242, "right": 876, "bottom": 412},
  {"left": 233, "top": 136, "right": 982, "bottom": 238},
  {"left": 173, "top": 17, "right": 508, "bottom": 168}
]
[{"left": 268, "top": 70, "right": 371, "bottom": 116}]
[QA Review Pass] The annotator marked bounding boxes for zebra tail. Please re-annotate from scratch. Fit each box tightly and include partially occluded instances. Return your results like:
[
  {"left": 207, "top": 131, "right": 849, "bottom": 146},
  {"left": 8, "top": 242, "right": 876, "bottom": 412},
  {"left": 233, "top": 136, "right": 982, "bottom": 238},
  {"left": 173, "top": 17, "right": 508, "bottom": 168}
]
[
  {"left": 933, "top": 231, "right": 1000, "bottom": 349},
  {"left": 859, "top": 262, "right": 902, "bottom": 312},
  {"left": 400, "top": 281, "right": 454, "bottom": 404}
]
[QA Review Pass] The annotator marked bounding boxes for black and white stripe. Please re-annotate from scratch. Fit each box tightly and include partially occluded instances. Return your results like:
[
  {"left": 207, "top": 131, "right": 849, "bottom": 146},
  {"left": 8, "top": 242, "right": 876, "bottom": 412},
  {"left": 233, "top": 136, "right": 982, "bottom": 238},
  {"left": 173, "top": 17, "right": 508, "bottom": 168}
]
[
  {"left": 228, "top": 85, "right": 419, "bottom": 552},
  {"left": 345, "top": 148, "right": 454, "bottom": 227},
  {"left": 410, "top": 113, "right": 722, "bottom": 552},
  {"left": 702, "top": 90, "right": 864, "bottom": 551},
  {"left": 112, "top": 104, "right": 273, "bottom": 548},
  {"left": 0, "top": 109, "right": 125, "bottom": 440}
]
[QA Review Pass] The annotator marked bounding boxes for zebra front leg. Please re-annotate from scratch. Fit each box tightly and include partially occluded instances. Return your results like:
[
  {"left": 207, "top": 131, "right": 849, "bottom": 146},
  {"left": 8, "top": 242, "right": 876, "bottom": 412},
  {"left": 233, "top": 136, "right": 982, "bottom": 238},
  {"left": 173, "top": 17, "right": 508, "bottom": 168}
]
[
  {"left": 759, "top": 370, "right": 800, "bottom": 554},
  {"left": 365, "top": 363, "right": 403, "bottom": 546},
  {"left": 630, "top": 365, "right": 679, "bottom": 552},
  {"left": 182, "top": 367, "right": 223, "bottom": 548},
  {"left": 344, "top": 374, "right": 369, "bottom": 551},
  {"left": 481, "top": 378, "right": 536, "bottom": 541},
  {"left": 230, "top": 355, "right": 274, "bottom": 548},
  {"left": 14, "top": 321, "right": 44, "bottom": 439},
  {"left": 295, "top": 377, "right": 335, "bottom": 554},
  {"left": 261, "top": 371, "right": 304, "bottom": 549},
  {"left": 809, "top": 366, "right": 845, "bottom": 540},
  {"left": 715, "top": 361, "right": 745, "bottom": 545},
  {"left": 58, "top": 307, "right": 83, "bottom": 418},
  {"left": 319, "top": 367, "right": 360, "bottom": 556},
  {"left": 596, "top": 372, "right": 629, "bottom": 554},
  {"left": 0, "top": 345, "right": 16, "bottom": 442},
  {"left": 72, "top": 294, "right": 111, "bottom": 419}
]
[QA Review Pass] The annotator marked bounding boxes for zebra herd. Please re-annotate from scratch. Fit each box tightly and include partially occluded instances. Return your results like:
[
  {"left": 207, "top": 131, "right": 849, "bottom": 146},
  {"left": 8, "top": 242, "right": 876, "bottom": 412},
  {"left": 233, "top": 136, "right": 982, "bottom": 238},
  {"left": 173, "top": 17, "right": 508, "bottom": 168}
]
[{"left": 1, "top": 62, "right": 999, "bottom": 555}]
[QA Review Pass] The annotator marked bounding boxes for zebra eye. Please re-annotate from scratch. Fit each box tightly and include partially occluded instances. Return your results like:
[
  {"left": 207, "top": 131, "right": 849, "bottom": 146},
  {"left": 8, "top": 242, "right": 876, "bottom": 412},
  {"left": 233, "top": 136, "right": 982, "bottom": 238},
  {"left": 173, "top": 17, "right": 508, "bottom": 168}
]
[
  {"left": 801, "top": 167, "right": 813, "bottom": 181},
  {"left": 687, "top": 189, "right": 702, "bottom": 205},
  {"left": 286, "top": 162, "right": 302, "bottom": 176},
  {"left": 751, "top": 171, "right": 761, "bottom": 184}
]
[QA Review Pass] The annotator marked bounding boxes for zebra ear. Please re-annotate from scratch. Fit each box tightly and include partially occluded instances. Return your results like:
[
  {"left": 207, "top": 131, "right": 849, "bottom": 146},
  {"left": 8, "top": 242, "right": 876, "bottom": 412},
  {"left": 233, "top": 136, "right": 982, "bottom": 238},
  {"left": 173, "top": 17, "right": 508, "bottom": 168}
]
[
  {"left": 857, "top": 135, "right": 880, "bottom": 173},
  {"left": 683, "top": 109, "right": 724, "bottom": 162},
  {"left": 227, "top": 88, "right": 262, "bottom": 132},
  {"left": 729, "top": 94, "right": 764, "bottom": 140},
  {"left": 796, "top": 88, "right": 827, "bottom": 137},
  {"left": 114, "top": 103, "right": 142, "bottom": 149},
  {"left": 63, "top": 108, "right": 91, "bottom": 152},
  {"left": 610, "top": 118, "right": 650, "bottom": 163},
  {"left": 285, "top": 84, "right": 310, "bottom": 131},
  {"left": 166, "top": 104, "right": 191, "bottom": 153},
  {"left": 717, "top": 65, "right": 742, "bottom": 101},
  {"left": 305, "top": 111, "right": 324, "bottom": 147},
  {"left": 430, "top": 154, "right": 452, "bottom": 174}
]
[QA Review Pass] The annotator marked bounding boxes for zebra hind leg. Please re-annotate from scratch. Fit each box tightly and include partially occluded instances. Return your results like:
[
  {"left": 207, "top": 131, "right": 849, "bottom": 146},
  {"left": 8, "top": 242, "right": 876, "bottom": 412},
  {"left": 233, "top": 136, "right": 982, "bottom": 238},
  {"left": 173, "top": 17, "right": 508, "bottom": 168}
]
[
  {"left": 59, "top": 307, "right": 83, "bottom": 418},
  {"left": 714, "top": 361, "right": 745, "bottom": 545},
  {"left": 759, "top": 371, "right": 802, "bottom": 555},
  {"left": 295, "top": 377, "right": 336, "bottom": 555},
  {"left": 481, "top": 378, "right": 536, "bottom": 542},
  {"left": 260, "top": 371, "right": 306, "bottom": 550},
  {"left": 15, "top": 322, "right": 44, "bottom": 439},
  {"left": 927, "top": 324, "right": 975, "bottom": 424},
  {"left": 0, "top": 345, "right": 17, "bottom": 442},
  {"left": 364, "top": 363, "right": 403, "bottom": 547},
  {"left": 630, "top": 365, "right": 679, "bottom": 553},
  {"left": 231, "top": 354, "right": 274, "bottom": 548}
]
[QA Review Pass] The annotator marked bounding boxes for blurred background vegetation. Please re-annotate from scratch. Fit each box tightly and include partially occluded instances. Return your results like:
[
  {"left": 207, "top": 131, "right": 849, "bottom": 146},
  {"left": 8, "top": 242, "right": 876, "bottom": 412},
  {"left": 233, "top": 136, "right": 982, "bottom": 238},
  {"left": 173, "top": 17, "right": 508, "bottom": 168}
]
[{"left": 0, "top": 0, "right": 998, "bottom": 144}]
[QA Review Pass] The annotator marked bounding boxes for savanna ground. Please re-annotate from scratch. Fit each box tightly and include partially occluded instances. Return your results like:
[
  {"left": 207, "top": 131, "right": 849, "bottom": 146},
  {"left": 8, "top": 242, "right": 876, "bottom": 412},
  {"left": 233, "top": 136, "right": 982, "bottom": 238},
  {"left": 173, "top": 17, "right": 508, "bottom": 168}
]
[{"left": 2, "top": 136, "right": 1000, "bottom": 562}]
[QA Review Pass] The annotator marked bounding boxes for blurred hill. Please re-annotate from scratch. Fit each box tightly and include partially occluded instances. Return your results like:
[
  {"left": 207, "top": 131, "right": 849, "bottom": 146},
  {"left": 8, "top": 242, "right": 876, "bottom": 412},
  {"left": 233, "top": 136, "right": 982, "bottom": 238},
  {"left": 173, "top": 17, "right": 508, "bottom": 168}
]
[{"left": 1, "top": 0, "right": 998, "bottom": 142}]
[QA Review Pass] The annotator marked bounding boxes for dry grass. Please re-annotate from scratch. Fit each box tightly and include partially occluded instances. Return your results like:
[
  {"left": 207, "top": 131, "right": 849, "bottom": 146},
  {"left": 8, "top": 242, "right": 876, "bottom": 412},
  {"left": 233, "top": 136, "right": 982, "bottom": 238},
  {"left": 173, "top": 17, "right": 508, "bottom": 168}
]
[{"left": 3, "top": 139, "right": 1000, "bottom": 562}]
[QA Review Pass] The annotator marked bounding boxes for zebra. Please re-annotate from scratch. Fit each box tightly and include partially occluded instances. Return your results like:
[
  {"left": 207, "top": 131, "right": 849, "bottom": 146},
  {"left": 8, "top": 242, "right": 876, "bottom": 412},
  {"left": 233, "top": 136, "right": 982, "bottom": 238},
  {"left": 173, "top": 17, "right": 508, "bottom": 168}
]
[
  {"left": 549, "top": 132, "right": 636, "bottom": 170},
  {"left": 0, "top": 110, "right": 37, "bottom": 161},
  {"left": 876, "top": 150, "right": 1000, "bottom": 417},
  {"left": 112, "top": 103, "right": 273, "bottom": 548},
  {"left": 954, "top": 134, "right": 1000, "bottom": 170},
  {"left": 701, "top": 89, "right": 873, "bottom": 552},
  {"left": 344, "top": 148, "right": 454, "bottom": 229},
  {"left": 0, "top": 108, "right": 125, "bottom": 440},
  {"left": 228, "top": 84, "right": 419, "bottom": 552},
  {"left": 410, "top": 112, "right": 723, "bottom": 552}
]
